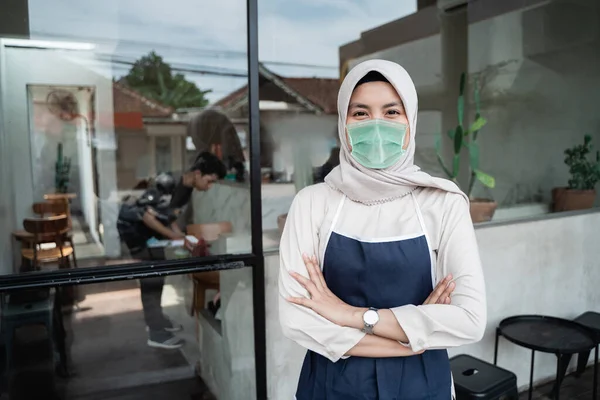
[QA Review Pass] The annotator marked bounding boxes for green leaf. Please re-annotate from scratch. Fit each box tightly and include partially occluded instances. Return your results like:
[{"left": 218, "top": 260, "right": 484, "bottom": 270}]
[
  {"left": 454, "top": 126, "right": 463, "bottom": 154},
  {"left": 447, "top": 129, "right": 455, "bottom": 140},
  {"left": 457, "top": 95, "right": 464, "bottom": 126},
  {"left": 468, "top": 116, "right": 487, "bottom": 134},
  {"left": 459, "top": 72, "right": 466, "bottom": 96},
  {"left": 475, "top": 169, "right": 495, "bottom": 188},
  {"left": 452, "top": 154, "right": 460, "bottom": 178},
  {"left": 468, "top": 142, "right": 480, "bottom": 170}
]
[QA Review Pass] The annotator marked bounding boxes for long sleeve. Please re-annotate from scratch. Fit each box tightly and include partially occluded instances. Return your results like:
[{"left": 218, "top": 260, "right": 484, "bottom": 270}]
[
  {"left": 278, "top": 186, "right": 365, "bottom": 363},
  {"left": 391, "top": 193, "right": 487, "bottom": 352}
]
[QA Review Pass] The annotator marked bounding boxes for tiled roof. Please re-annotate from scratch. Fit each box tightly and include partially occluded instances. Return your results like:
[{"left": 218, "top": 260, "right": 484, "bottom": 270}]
[
  {"left": 213, "top": 72, "right": 340, "bottom": 115},
  {"left": 281, "top": 77, "right": 339, "bottom": 114},
  {"left": 212, "top": 85, "right": 248, "bottom": 112},
  {"left": 112, "top": 82, "right": 173, "bottom": 117}
]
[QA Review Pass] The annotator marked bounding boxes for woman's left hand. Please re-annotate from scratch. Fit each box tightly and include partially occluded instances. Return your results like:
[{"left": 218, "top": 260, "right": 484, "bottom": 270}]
[{"left": 287, "top": 254, "right": 355, "bottom": 327}]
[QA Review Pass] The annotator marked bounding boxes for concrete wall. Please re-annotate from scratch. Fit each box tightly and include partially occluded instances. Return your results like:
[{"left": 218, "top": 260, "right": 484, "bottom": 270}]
[
  {"left": 265, "top": 210, "right": 600, "bottom": 398},
  {"left": 349, "top": 3, "right": 600, "bottom": 206}
]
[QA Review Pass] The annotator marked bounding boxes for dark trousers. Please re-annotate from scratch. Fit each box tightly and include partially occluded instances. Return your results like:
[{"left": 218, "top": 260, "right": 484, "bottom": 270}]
[
  {"left": 123, "top": 244, "right": 170, "bottom": 333},
  {"left": 139, "top": 276, "right": 170, "bottom": 331}
]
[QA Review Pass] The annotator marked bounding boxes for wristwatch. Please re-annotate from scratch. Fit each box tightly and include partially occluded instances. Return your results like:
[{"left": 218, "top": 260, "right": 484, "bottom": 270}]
[{"left": 362, "top": 307, "right": 379, "bottom": 334}]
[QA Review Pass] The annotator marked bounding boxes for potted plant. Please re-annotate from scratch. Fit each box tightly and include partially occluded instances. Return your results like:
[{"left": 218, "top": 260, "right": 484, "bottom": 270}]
[
  {"left": 552, "top": 135, "right": 600, "bottom": 212},
  {"left": 55, "top": 142, "right": 71, "bottom": 194},
  {"left": 435, "top": 72, "right": 497, "bottom": 223}
]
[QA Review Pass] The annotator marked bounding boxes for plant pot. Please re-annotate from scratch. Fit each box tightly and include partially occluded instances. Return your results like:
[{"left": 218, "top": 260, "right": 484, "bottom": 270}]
[
  {"left": 469, "top": 198, "right": 497, "bottom": 223},
  {"left": 552, "top": 187, "right": 596, "bottom": 212},
  {"left": 277, "top": 213, "right": 288, "bottom": 235}
]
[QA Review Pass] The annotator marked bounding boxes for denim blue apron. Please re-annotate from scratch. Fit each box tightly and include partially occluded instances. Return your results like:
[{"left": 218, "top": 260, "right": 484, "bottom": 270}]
[{"left": 296, "top": 193, "right": 452, "bottom": 400}]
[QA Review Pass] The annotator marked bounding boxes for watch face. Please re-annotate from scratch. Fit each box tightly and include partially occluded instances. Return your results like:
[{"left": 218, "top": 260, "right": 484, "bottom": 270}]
[{"left": 364, "top": 310, "right": 379, "bottom": 325}]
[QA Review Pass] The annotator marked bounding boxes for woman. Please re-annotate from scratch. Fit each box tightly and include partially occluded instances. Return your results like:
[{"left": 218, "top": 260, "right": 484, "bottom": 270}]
[{"left": 279, "top": 59, "right": 487, "bottom": 399}]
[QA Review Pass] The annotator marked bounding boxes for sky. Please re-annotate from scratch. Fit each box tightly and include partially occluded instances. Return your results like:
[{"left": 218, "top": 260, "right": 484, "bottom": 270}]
[{"left": 27, "top": 0, "right": 417, "bottom": 103}]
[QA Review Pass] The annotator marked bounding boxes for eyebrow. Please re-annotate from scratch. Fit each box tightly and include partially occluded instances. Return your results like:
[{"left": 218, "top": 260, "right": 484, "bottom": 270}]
[
  {"left": 348, "top": 102, "right": 369, "bottom": 109},
  {"left": 348, "top": 102, "right": 403, "bottom": 109}
]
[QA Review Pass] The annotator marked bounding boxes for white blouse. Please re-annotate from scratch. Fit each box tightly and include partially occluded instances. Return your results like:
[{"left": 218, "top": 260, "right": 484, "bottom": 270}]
[{"left": 278, "top": 183, "right": 487, "bottom": 363}]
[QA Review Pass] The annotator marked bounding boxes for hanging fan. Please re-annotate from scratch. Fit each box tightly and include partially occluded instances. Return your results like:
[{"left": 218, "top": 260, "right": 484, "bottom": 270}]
[{"left": 46, "top": 88, "right": 91, "bottom": 145}]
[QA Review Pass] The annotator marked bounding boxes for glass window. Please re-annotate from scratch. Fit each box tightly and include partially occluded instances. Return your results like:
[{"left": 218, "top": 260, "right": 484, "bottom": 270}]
[
  {"left": 0, "top": 1, "right": 258, "bottom": 398},
  {"left": 342, "top": 0, "right": 600, "bottom": 223},
  {"left": 0, "top": 269, "right": 255, "bottom": 398},
  {"left": 0, "top": 0, "right": 254, "bottom": 278},
  {"left": 259, "top": 0, "right": 600, "bottom": 229}
]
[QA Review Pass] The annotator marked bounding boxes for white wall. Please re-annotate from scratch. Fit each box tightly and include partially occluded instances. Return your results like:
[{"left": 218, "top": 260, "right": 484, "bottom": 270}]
[
  {"left": 261, "top": 111, "right": 338, "bottom": 180},
  {"left": 265, "top": 210, "right": 600, "bottom": 398},
  {"left": 0, "top": 44, "right": 121, "bottom": 260},
  {"left": 349, "top": 3, "right": 600, "bottom": 206}
]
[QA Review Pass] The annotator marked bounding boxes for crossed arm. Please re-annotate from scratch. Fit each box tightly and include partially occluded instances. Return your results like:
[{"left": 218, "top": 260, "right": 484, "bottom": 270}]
[
  {"left": 278, "top": 190, "right": 486, "bottom": 363},
  {"left": 286, "top": 255, "right": 455, "bottom": 358}
]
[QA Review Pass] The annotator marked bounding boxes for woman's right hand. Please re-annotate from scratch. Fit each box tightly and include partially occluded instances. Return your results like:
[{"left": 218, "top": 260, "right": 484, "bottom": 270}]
[{"left": 423, "top": 275, "right": 455, "bottom": 305}]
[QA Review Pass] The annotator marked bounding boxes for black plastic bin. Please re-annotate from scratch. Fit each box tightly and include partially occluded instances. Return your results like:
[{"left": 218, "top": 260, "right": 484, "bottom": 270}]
[{"left": 451, "top": 354, "right": 518, "bottom": 400}]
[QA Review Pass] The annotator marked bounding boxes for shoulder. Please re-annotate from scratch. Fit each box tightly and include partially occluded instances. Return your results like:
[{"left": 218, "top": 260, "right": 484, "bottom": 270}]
[
  {"left": 293, "top": 183, "right": 339, "bottom": 206},
  {"left": 414, "top": 187, "right": 469, "bottom": 218}
]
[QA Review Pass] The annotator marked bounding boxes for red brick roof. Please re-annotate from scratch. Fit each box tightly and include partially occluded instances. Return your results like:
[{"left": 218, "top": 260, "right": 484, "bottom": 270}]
[
  {"left": 112, "top": 82, "right": 173, "bottom": 117},
  {"left": 213, "top": 75, "right": 340, "bottom": 115},
  {"left": 281, "top": 77, "right": 339, "bottom": 114}
]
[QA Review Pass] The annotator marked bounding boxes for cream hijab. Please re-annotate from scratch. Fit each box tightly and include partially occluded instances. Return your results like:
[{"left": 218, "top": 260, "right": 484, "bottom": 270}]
[{"left": 325, "top": 59, "right": 468, "bottom": 205}]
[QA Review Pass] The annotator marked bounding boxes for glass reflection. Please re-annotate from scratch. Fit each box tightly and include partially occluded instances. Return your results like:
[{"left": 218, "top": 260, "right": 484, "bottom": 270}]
[
  {"left": 1, "top": 0, "right": 257, "bottom": 396},
  {"left": 1, "top": 0, "right": 253, "bottom": 276},
  {"left": 1, "top": 267, "right": 254, "bottom": 398}
]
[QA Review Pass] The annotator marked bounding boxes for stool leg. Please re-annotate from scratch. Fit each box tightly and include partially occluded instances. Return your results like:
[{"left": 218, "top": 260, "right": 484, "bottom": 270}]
[
  {"left": 594, "top": 345, "right": 598, "bottom": 400},
  {"left": 529, "top": 350, "right": 535, "bottom": 400},
  {"left": 551, "top": 354, "right": 572, "bottom": 400},
  {"left": 494, "top": 328, "right": 500, "bottom": 365},
  {"left": 576, "top": 350, "right": 591, "bottom": 377}
]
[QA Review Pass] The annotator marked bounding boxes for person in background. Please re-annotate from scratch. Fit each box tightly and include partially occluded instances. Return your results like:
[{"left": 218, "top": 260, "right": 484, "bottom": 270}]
[
  {"left": 117, "top": 173, "right": 185, "bottom": 349},
  {"left": 169, "top": 151, "right": 227, "bottom": 234},
  {"left": 117, "top": 152, "right": 226, "bottom": 349}
]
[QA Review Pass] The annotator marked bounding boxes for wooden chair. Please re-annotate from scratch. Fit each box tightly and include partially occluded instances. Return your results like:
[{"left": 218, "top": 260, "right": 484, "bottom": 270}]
[
  {"left": 21, "top": 215, "right": 74, "bottom": 270},
  {"left": 32, "top": 201, "right": 78, "bottom": 267}
]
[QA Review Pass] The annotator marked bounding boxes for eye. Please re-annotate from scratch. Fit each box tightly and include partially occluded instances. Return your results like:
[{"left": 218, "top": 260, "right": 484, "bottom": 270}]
[
  {"left": 386, "top": 109, "right": 402, "bottom": 116},
  {"left": 352, "top": 111, "right": 368, "bottom": 117}
]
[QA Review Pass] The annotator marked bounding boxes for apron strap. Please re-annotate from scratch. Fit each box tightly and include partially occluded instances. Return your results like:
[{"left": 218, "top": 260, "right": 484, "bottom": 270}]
[
  {"left": 329, "top": 195, "right": 346, "bottom": 235},
  {"left": 410, "top": 191, "right": 428, "bottom": 237},
  {"left": 411, "top": 191, "right": 436, "bottom": 286}
]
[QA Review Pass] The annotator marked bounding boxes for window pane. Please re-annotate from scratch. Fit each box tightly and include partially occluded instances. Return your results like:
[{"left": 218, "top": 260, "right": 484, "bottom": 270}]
[
  {"left": 1, "top": 270, "right": 255, "bottom": 398},
  {"left": 0, "top": 0, "right": 257, "bottom": 398},
  {"left": 0, "top": 0, "right": 253, "bottom": 278}
]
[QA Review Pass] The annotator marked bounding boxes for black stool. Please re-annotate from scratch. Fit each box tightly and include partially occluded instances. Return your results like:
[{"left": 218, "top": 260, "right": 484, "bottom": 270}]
[
  {"left": 574, "top": 312, "right": 600, "bottom": 376},
  {"left": 451, "top": 354, "right": 518, "bottom": 399}
]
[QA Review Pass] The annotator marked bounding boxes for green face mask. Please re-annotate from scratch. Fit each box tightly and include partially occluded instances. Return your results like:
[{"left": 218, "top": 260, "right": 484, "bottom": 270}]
[{"left": 346, "top": 119, "right": 408, "bottom": 169}]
